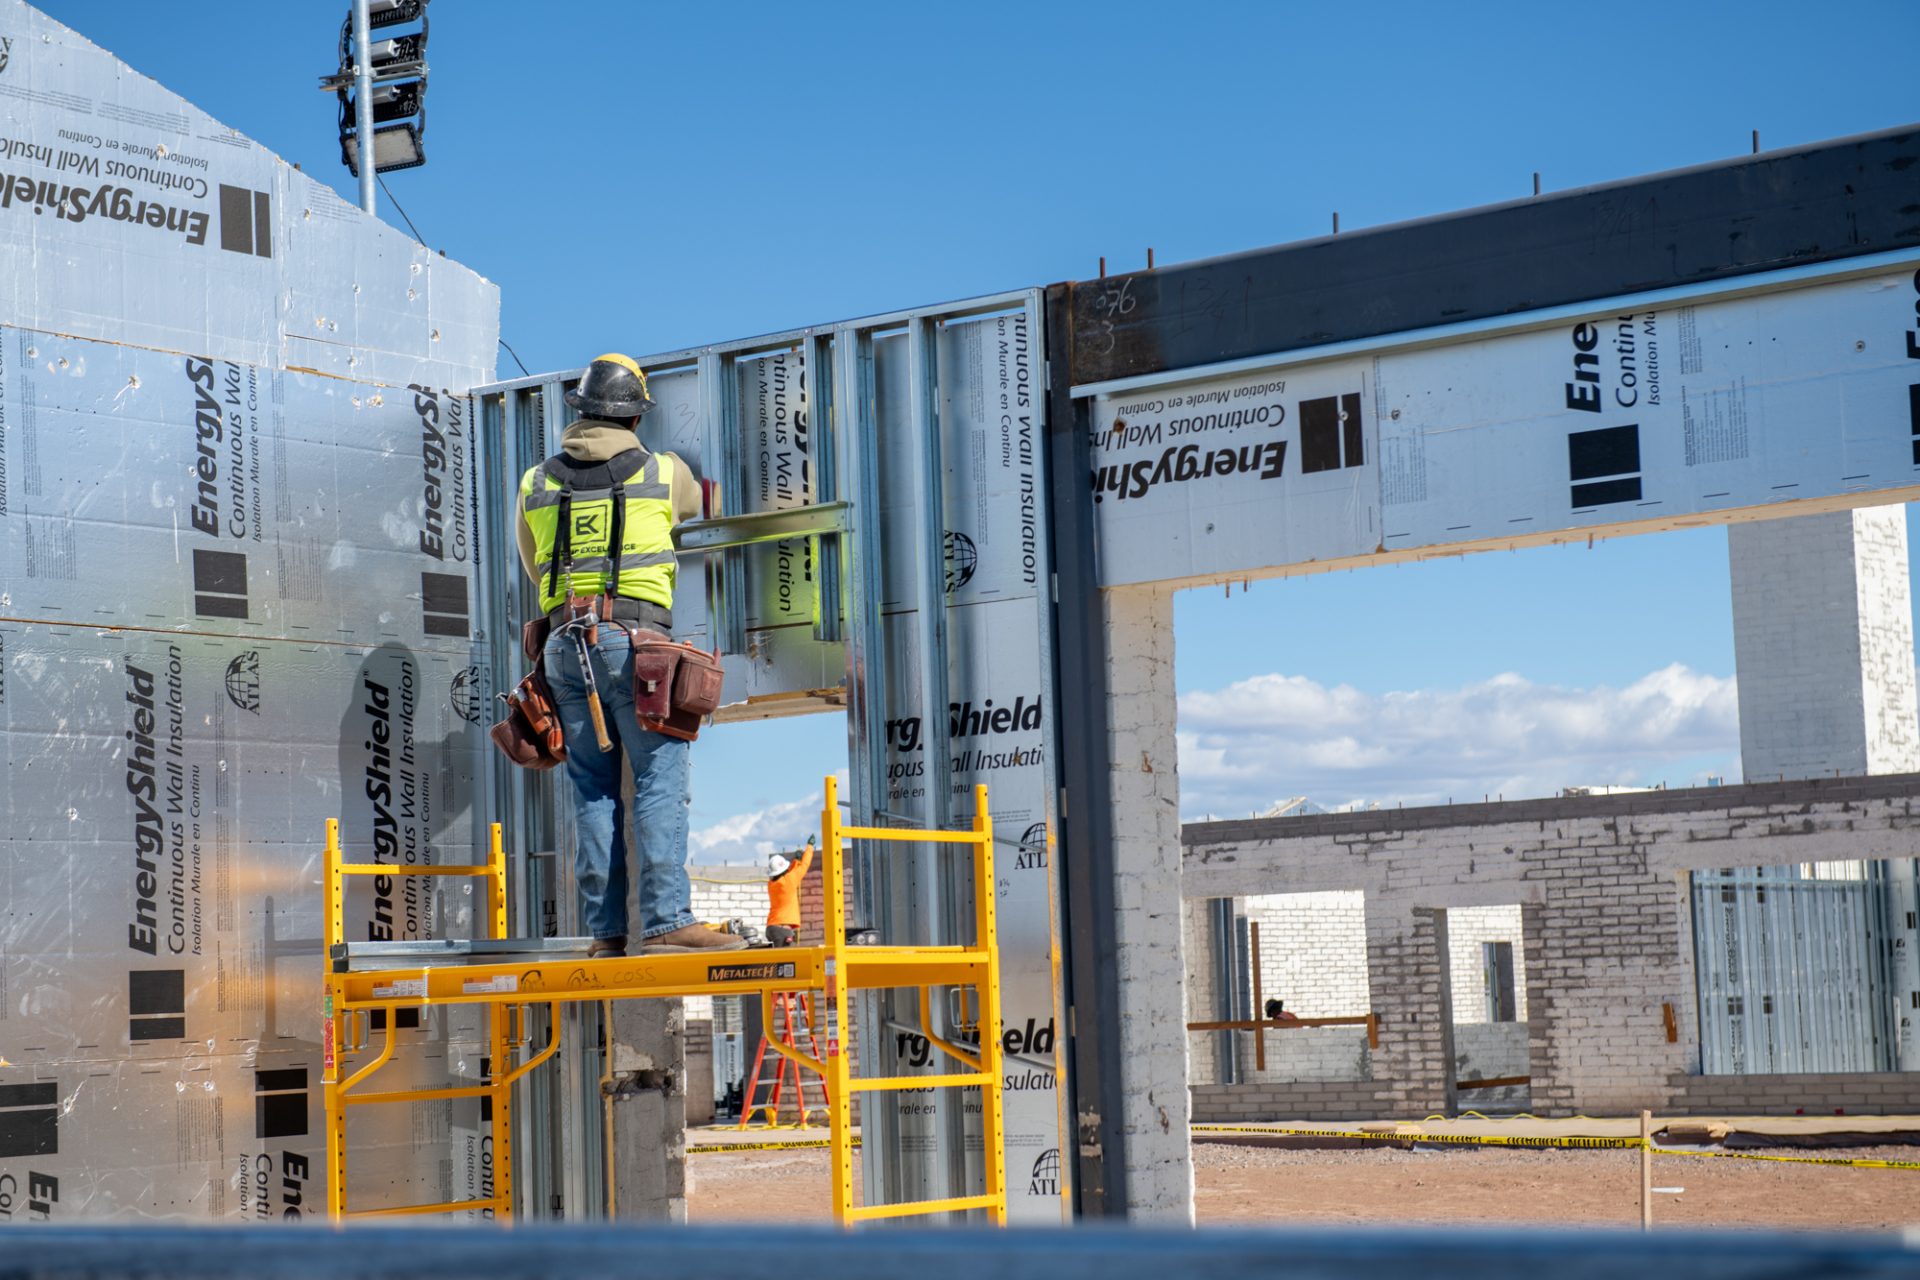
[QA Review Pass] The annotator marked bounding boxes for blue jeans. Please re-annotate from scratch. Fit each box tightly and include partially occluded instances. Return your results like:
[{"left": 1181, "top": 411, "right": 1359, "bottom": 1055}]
[{"left": 543, "top": 627, "right": 696, "bottom": 943}]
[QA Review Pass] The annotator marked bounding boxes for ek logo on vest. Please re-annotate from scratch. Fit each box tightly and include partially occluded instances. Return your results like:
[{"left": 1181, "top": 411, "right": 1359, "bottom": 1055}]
[{"left": 572, "top": 510, "right": 604, "bottom": 542}]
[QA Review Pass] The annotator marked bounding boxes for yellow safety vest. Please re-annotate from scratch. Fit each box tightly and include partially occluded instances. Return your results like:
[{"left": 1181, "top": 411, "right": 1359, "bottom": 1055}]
[{"left": 520, "top": 449, "right": 676, "bottom": 614}]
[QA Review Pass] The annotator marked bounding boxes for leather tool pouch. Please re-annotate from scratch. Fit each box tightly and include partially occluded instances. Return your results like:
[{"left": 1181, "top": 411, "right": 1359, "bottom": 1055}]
[
  {"left": 631, "top": 632, "right": 725, "bottom": 742},
  {"left": 521, "top": 616, "right": 552, "bottom": 665},
  {"left": 490, "top": 666, "right": 567, "bottom": 770}
]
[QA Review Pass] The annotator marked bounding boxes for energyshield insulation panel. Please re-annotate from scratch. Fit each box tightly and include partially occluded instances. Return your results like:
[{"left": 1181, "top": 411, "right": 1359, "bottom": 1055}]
[
  {"left": 1088, "top": 265, "right": 1920, "bottom": 585},
  {"left": 0, "top": 3, "right": 503, "bottom": 1225},
  {"left": 0, "top": 1, "right": 497, "bottom": 389},
  {"left": 0, "top": 626, "right": 494, "bottom": 1219},
  {"left": 0, "top": 326, "right": 485, "bottom": 647},
  {"left": 865, "top": 312, "right": 1063, "bottom": 1217}
]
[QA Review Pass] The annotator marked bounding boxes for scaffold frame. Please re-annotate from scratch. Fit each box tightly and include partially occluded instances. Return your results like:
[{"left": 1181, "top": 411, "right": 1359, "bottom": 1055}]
[{"left": 321, "top": 776, "right": 1006, "bottom": 1226}]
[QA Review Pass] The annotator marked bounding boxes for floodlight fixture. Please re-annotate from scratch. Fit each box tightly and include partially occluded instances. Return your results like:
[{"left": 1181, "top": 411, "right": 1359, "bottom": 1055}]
[
  {"left": 323, "top": 0, "right": 431, "bottom": 207},
  {"left": 341, "top": 122, "right": 426, "bottom": 178},
  {"left": 368, "top": 80, "right": 422, "bottom": 124},
  {"left": 368, "top": 33, "right": 425, "bottom": 71},
  {"left": 367, "top": 0, "right": 424, "bottom": 27}
]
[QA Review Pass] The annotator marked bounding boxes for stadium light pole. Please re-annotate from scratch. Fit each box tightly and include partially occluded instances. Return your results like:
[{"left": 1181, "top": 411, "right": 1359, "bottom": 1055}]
[{"left": 351, "top": 0, "right": 375, "bottom": 213}]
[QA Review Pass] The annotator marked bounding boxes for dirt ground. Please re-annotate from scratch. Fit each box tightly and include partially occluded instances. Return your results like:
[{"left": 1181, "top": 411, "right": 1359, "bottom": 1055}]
[{"left": 687, "top": 1141, "right": 1920, "bottom": 1230}]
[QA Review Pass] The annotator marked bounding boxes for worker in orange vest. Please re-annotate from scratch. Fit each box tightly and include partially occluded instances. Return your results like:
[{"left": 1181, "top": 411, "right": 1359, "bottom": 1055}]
[{"left": 765, "top": 838, "right": 814, "bottom": 947}]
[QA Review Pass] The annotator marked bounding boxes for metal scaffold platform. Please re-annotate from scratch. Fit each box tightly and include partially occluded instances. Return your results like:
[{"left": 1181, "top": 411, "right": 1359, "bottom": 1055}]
[{"left": 321, "top": 777, "right": 1007, "bottom": 1226}]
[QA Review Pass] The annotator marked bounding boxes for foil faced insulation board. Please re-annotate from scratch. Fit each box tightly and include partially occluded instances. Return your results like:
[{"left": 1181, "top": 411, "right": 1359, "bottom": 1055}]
[
  {"left": 0, "top": 1, "right": 498, "bottom": 389},
  {"left": 0, "top": 1, "right": 501, "bottom": 1226},
  {"left": 1087, "top": 265, "right": 1920, "bottom": 586}
]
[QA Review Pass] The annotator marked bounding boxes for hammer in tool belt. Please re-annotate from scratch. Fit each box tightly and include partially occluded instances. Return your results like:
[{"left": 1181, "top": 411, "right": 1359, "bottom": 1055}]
[{"left": 558, "top": 609, "right": 615, "bottom": 753}]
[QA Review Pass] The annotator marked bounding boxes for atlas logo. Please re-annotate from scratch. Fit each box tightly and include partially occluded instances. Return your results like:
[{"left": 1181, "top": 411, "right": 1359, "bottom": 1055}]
[
  {"left": 450, "top": 666, "right": 484, "bottom": 724},
  {"left": 1015, "top": 822, "right": 1047, "bottom": 871},
  {"left": 1029, "top": 1148, "right": 1060, "bottom": 1198},
  {"left": 224, "top": 650, "right": 261, "bottom": 713},
  {"left": 944, "top": 530, "right": 977, "bottom": 593}
]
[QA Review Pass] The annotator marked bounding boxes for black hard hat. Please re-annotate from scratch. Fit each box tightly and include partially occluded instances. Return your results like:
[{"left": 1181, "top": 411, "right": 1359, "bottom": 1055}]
[{"left": 564, "top": 353, "right": 655, "bottom": 419}]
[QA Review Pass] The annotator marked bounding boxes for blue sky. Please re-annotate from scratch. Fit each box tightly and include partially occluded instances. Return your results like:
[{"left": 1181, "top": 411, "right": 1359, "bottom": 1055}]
[{"left": 39, "top": 0, "right": 1920, "bottom": 849}]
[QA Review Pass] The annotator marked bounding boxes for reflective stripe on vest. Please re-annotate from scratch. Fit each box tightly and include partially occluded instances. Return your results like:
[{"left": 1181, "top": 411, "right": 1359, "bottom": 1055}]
[{"left": 521, "top": 451, "right": 676, "bottom": 614}]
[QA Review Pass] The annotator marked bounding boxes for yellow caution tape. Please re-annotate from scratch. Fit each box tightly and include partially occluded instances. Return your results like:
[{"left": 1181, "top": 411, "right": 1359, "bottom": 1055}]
[
  {"left": 1192, "top": 1123, "right": 1640, "bottom": 1150},
  {"left": 688, "top": 1137, "right": 859, "bottom": 1155},
  {"left": 1194, "top": 1124, "right": 1920, "bottom": 1167},
  {"left": 1652, "top": 1146, "right": 1920, "bottom": 1171}
]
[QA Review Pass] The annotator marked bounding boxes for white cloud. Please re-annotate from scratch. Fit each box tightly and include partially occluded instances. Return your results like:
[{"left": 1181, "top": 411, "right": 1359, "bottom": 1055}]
[
  {"left": 1179, "top": 664, "right": 1740, "bottom": 818},
  {"left": 689, "top": 771, "right": 846, "bottom": 865}
]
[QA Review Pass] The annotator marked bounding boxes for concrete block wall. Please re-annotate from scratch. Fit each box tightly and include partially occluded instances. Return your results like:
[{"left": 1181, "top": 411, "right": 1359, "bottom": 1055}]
[
  {"left": 1729, "top": 508, "right": 1920, "bottom": 780},
  {"left": 683, "top": 864, "right": 827, "bottom": 1121},
  {"left": 1244, "top": 891, "right": 1370, "bottom": 1018},
  {"left": 685, "top": 869, "right": 769, "bottom": 1025},
  {"left": 1666, "top": 1071, "right": 1920, "bottom": 1115},
  {"left": 1184, "top": 773, "right": 1920, "bottom": 1118},
  {"left": 690, "top": 871, "right": 766, "bottom": 925},
  {"left": 1233, "top": 1027, "right": 1371, "bottom": 1083},
  {"left": 1364, "top": 906, "right": 1456, "bottom": 1116},
  {"left": 1190, "top": 1080, "right": 1394, "bottom": 1122},
  {"left": 1104, "top": 582, "right": 1195, "bottom": 1221},
  {"left": 1182, "top": 899, "right": 1219, "bottom": 1085},
  {"left": 1849, "top": 506, "right": 1920, "bottom": 774}
]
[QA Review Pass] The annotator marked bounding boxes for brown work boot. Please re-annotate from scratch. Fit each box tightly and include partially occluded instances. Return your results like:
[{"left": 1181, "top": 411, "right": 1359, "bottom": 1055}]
[
  {"left": 588, "top": 937, "right": 625, "bottom": 959},
  {"left": 640, "top": 924, "right": 749, "bottom": 955}
]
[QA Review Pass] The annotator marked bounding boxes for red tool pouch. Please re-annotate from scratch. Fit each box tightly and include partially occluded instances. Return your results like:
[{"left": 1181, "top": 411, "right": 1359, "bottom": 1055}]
[
  {"left": 630, "top": 632, "right": 724, "bottom": 742},
  {"left": 489, "top": 666, "right": 567, "bottom": 770},
  {"left": 521, "top": 616, "right": 552, "bottom": 664}
]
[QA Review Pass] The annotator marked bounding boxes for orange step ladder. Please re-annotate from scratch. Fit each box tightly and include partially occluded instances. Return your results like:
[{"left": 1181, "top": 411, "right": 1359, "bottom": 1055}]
[{"left": 739, "top": 990, "right": 833, "bottom": 1128}]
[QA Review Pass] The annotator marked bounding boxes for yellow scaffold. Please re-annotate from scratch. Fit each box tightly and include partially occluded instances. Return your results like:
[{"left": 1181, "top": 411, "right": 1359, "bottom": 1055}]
[{"left": 322, "top": 775, "right": 1006, "bottom": 1226}]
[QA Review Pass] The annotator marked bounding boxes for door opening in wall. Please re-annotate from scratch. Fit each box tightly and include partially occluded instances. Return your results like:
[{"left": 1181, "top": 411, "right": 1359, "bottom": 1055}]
[
  {"left": 1447, "top": 905, "right": 1532, "bottom": 1114},
  {"left": 1184, "top": 891, "right": 1376, "bottom": 1090}
]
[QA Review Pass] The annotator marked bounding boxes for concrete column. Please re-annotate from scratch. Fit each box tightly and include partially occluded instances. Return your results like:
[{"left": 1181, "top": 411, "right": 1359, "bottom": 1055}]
[
  {"left": 605, "top": 1000, "right": 687, "bottom": 1220},
  {"left": 605, "top": 777, "right": 688, "bottom": 1218},
  {"left": 1729, "top": 506, "right": 1920, "bottom": 779},
  {"left": 1101, "top": 582, "right": 1194, "bottom": 1221},
  {"left": 1729, "top": 504, "right": 1920, "bottom": 1069}
]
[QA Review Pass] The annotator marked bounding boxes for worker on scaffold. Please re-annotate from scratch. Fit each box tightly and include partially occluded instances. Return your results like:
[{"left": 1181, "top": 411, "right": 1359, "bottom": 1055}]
[{"left": 516, "top": 353, "right": 746, "bottom": 959}]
